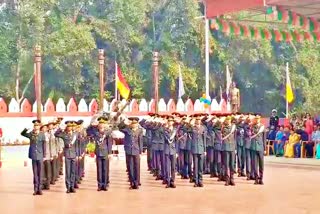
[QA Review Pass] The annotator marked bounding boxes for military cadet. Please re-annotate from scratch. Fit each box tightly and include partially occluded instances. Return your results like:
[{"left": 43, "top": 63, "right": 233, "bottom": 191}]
[
  {"left": 204, "top": 115, "right": 215, "bottom": 177},
  {"left": 21, "top": 120, "right": 45, "bottom": 195},
  {"left": 120, "top": 117, "right": 143, "bottom": 189},
  {"left": 41, "top": 123, "right": 51, "bottom": 190},
  {"left": 150, "top": 116, "right": 165, "bottom": 180},
  {"left": 55, "top": 121, "right": 78, "bottom": 193},
  {"left": 185, "top": 116, "right": 194, "bottom": 183},
  {"left": 73, "top": 120, "right": 85, "bottom": 188},
  {"left": 76, "top": 120, "right": 87, "bottom": 180},
  {"left": 48, "top": 121, "right": 58, "bottom": 184},
  {"left": 268, "top": 109, "right": 279, "bottom": 140},
  {"left": 222, "top": 116, "right": 237, "bottom": 186},
  {"left": 55, "top": 117, "right": 64, "bottom": 176},
  {"left": 190, "top": 115, "right": 207, "bottom": 187},
  {"left": 236, "top": 116, "right": 246, "bottom": 177},
  {"left": 164, "top": 116, "right": 177, "bottom": 188},
  {"left": 177, "top": 116, "right": 189, "bottom": 179},
  {"left": 251, "top": 115, "right": 265, "bottom": 185},
  {"left": 139, "top": 114, "right": 154, "bottom": 172},
  {"left": 213, "top": 117, "right": 223, "bottom": 179},
  {"left": 243, "top": 116, "right": 253, "bottom": 180},
  {"left": 91, "top": 117, "right": 113, "bottom": 191},
  {"left": 218, "top": 115, "right": 226, "bottom": 182}
]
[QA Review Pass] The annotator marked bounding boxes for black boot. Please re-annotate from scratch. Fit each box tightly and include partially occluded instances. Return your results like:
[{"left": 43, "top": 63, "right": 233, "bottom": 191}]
[
  {"left": 254, "top": 177, "right": 259, "bottom": 185},
  {"left": 225, "top": 176, "right": 230, "bottom": 186},
  {"left": 230, "top": 174, "right": 235, "bottom": 186}
]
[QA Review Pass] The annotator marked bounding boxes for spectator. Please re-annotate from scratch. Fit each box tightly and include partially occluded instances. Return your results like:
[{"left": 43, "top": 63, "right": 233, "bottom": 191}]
[
  {"left": 274, "top": 126, "right": 284, "bottom": 156},
  {"left": 284, "top": 128, "right": 301, "bottom": 158},
  {"left": 295, "top": 127, "right": 308, "bottom": 158},
  {"left": 312, "top": 124, "right": 320, "bottom": 159},
  {"left": 277, "top": 126, "right": 290, "bottom": 157},
  {"left": 304, "top": 113, "right": 314, "bottom": 140}
]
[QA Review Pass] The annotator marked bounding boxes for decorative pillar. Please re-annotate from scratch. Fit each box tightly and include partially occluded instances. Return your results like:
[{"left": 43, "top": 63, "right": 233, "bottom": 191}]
[
  {"left": 152, "top": 51, "right": 160, "bottom": 114},
  {"left": 34, "top": 45, "right": 42, "bottom": 121},
  {"left": 98, "top": 49, "right": 105, "bottom": 111}
]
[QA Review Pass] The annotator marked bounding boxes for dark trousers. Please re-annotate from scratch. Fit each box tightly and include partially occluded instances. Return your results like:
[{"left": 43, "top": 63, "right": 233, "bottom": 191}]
[
  {"left": 253, "top": 150, "right": 264, "bottom": 180},
  {"left": 127, "top": 154, "right": 140, "bottom": 186},
  {"left": 213, "top": 150, "right": 222, "bottom": 175},
  {"left": 155, "top": 150, "right": 164, "bottom": 177},
  {"left": 51, "top": 158, "right": 57, "bottom": 182},
  {"left": 75, "top": 158, "right": 81, "bottom": 184},
  {"left": 206, "top": 147, "right": 214, "bottom": 174},
  {"left": 223, "top": 151, "right": 235, "bottom": 178},
  {"left": 179, "top": 149, "right": 189, "bottom": 177},
  {"left": 80, "top": 156, "right": 85, "bottom": 177},
  {"left": 188, "top": 151, "right": 193, "bottom": 178},
  {"left": 165, "top": 154, "right": 176, "bottom": 184},
  {"left": 58, "top": 153, "right": 63, "bottom": 175},
  {"left": 65, "top": 158, "right": 76, "bottom": 189},
  {"left": 250, "top": 150, "right": 255, "bottom": 178},
  {"left": 245, "top": 148, "right": 251, "bottom": 175},
  {"left": 220, "top": 150, "right": 225, "bottom": 177},
  {"left": 305, "top": 143, "right": 314, "bottom": 157},
  {"left": 43, "top": 160, "right": 52, "bottom": 187},
  {"left": 193, "top": 154, "right": 204, "bottom": 185},
  {"left": 96, "top": 157, "right": 109, "bottom": 188},
  {"left": 147, "top": 145, "right": 152, "bottom": 170},
  {"left": 151, "top": 150, "right": 156, "bottom": 170},
  {"left": 237, "top": 146, "right": 245, "bottom": 173},
  {"left": 32, "top": 160, "right": 42, "bottom": 192}
]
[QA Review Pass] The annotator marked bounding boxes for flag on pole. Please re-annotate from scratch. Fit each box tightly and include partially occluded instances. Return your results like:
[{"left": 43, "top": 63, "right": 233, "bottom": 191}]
[
  {"left": 115, "top": 62, "right": 130, "bottom": 100},
  {"left": 178, "top": 65, "right": 185, "bottom": 99},
  {"left": 226, "top": 65, "right": 232, "bottom": 99},
  {"left": 286, "top": 65, "right": 294, "bottom": 104}
]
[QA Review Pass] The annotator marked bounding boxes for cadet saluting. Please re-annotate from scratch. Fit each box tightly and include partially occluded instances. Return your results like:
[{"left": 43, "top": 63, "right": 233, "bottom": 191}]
[
  {"left": 21, "top": 120, "right": 46, "bottom": 195},
  {"left": 190, "top": 115, "right": 207, "bottom": 187},
  {"left": 222, "top": 116, "right": 237, "bottom": 186},
  {"left": 251, "top": 115, "right": 265, "bottom": 185},
  {"left": 55, "top": 121, "right": 78, "bottom": 193},
  {"left": 164, "top": 116, "right": 177, "bottom": 188},
  {"left": 119, "top": 117, "right": 143, "bottom": 190},
  {"left": 91, "top": 117, "right": 113, "bottom": 191}
]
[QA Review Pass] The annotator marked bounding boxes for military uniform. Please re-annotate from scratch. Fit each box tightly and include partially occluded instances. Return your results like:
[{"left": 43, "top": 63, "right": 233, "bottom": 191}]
[
  {"left": 205, "top": 120, "right": 215, "bottom": 177},
  {"left": 139, "top": 119, "right": 153, "bottom": 171},
  {"left": 55, "top": 123, "right": 78, "bottom": 193},
  {"left": 21, "top": 120, "right": 45, "bottom": 195},
  {"left": 236, "top": 122, "right": 246, "bottom": 177},
  {"left": 190, "top": 122, "right": 207, "bottom": 187},
  {"left": 48, "top": 127, "right": 58, "bottom": 184},
  {"left": 177, "top": 124, "right": 189, "bottom": 179},
  {"left": 213, "top": 124, "right": 223, "bottom": 179},
  {"left": 120, "top": 117, "right": 143, "bottom": 189},
  {"left": 42, "top": 125, "right": 52, "bottom": 190},
  {"left": 151, "top": 124, "right": 165, "bottom": 180},
  {"left": 92, "top": 125, "right": 112, "bottom": 191},
  {"left": 222, "top": 121, "right": 236, "bottom": 186},
  {"left": 251, "top": 121, "right": 265, "bottom": 185},
  {"left": 243, "top": 121, "right": 253, "bottom": 180},
  {"left": 164, "top": 124, "right": 177, "bottom": 188}
]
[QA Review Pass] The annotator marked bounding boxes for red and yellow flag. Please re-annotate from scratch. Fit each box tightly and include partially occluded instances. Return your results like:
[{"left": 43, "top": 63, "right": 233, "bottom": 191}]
[{"left": 116, "top": 62, "right": 130, "bottom": 100}]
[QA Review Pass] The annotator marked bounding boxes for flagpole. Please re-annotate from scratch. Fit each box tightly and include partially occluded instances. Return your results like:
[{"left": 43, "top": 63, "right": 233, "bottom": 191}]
[
  {"left": 286, "top": 62, "right": 289, "bottom": 118},
  {"left": 115, "top": 61, "right": 118, "bottom": 101},
  {"left": 205, "top": 11, "right": 210, "bottom": 98}
]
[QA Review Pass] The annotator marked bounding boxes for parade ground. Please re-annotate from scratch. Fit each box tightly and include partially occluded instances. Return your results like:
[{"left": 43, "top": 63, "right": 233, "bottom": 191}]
[{"left": 0, "top": 149, "right": 320, "bottom": 214}]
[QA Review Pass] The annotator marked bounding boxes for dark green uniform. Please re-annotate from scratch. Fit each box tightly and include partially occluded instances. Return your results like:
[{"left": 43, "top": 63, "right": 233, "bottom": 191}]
[
  {"left": 251, "top": 123, "right": 265, "bottom": 185},
  {"left": 222, "top": 124, "right": 236, "bottom": 186}
]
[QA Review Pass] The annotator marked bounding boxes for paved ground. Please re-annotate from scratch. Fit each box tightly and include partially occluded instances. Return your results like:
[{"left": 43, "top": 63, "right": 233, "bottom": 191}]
[{"left": 0, "top": 155, "right": 320, "bottom": 214}]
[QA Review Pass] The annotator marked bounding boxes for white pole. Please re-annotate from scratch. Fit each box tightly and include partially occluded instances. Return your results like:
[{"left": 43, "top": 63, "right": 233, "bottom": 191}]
[
  {"left": 115, "top": 61, "right": 118, "bottom": 101},
  {"left": 205, "top": 7, "right": 210, "bottom": 98},
  {"left": 286, "top": 62, "right": 289, "bottom": 118}
]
